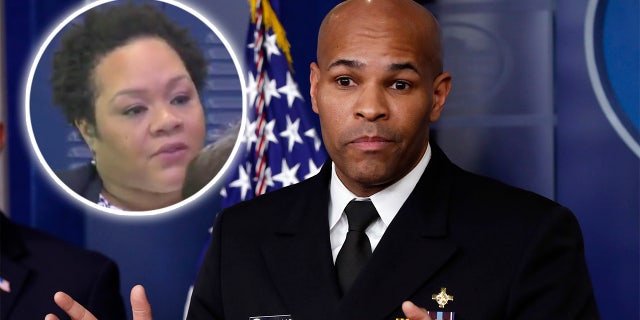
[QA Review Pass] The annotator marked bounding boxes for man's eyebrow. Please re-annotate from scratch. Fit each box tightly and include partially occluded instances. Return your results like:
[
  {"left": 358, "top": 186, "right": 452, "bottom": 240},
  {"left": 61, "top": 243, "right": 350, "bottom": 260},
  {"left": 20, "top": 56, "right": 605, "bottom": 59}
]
[
  {"left": 326, "top": 60, "right": 419, "bottom": 74},
  {"left": 389, "top": 62, "right": 419, "bottom": 73},
  {"left": 326, "top": 59, "right": 364, "bottom": 71}
]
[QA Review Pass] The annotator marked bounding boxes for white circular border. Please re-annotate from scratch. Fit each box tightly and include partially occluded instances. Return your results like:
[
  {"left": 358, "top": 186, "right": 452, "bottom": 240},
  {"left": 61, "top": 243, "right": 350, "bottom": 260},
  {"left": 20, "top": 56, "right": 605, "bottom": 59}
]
[
  {"left": 23, "top": 0, "right": 247, "bottom": 217},
  {"left": 584, "top": 0, "right": 640, "bottom": 158}
]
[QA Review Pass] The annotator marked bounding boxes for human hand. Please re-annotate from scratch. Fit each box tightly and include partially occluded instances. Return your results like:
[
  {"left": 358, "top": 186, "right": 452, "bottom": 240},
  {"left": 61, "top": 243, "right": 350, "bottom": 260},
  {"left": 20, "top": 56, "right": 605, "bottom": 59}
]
[
  {"left": 400, "top": 301, "right": 433, "bottom": 320},
  {"left": 45, "top": 285, "right": 152, "bottom": 320},
  {"left": 129, "top": 285, "right": 152, "bottom": 320},
  {"left": 44, "top": 291, "right": 96, "bottom": 320}
]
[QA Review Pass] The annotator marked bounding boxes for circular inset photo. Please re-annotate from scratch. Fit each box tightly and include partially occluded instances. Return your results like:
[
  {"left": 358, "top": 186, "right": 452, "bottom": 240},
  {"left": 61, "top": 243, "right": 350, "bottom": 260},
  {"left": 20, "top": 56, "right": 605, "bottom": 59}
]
[{"left": 25, "top": 0, "right": 246, "bottom": 215}]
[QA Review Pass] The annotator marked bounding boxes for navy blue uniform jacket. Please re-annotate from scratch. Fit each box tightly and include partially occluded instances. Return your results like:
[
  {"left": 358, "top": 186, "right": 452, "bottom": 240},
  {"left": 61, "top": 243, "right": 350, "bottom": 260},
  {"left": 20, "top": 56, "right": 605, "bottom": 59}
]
[
  {"left": 188, "top": 144, "right": 599, "bottom": 320},
  {"left": 0, "top": 214, "right": 125, "bottom": 320}
]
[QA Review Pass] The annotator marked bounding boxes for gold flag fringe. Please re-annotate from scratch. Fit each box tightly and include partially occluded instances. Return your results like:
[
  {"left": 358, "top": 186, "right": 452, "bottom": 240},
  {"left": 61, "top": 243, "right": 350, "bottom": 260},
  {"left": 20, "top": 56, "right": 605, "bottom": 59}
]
[{"left": 249, "top": 0, "right": 294, "bottom": 72}]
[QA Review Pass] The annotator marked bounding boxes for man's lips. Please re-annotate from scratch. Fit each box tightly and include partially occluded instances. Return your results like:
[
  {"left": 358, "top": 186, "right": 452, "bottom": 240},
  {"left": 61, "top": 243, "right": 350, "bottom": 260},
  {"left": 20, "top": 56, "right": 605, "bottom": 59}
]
[
  {"left": 349, "top": 136, "right": 393, "bottom": 151},
  {"left": 351, "top": 136, "right": 391, "bottom": 143}
]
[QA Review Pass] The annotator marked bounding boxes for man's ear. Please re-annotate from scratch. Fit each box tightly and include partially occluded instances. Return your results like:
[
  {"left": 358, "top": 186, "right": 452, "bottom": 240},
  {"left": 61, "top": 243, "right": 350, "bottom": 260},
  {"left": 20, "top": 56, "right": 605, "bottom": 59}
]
[
  {"left": 429, "top": 72, "right": 452, "bottom": 122},
  {"left": 74, "top": 118, "right": 98, "bottom": 151},
  {"left": 309, "top": 62, "right": 320, "bottom": 115}
]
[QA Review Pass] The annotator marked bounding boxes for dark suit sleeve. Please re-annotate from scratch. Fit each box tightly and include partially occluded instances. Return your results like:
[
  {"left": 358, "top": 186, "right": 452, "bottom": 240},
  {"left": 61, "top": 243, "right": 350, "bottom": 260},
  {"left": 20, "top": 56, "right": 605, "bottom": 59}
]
[
  {"left": 506, "top": 206, "right": 599, "bottom": 319},
  {"left": 85, "top": 258, "right": 126, "bottom": 320},
  {"left": 187, "top": 211, "right": 225, "bottom": 320}
]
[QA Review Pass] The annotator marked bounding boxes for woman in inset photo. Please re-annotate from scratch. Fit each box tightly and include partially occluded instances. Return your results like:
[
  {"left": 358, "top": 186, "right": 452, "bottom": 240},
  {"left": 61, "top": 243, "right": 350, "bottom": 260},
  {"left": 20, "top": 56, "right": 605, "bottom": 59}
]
[{"left": 48, "top": 2, "right": 209, "bottom": 211}]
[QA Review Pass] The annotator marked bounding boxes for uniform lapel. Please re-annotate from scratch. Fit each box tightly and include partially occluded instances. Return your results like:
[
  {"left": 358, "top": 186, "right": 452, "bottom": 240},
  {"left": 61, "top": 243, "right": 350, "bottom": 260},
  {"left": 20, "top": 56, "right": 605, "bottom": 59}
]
[
  {"left": 337, "top": 144, "right": 460, "bottom": 319},
  {"left": 261, "top": 164, "right": 341, "bottom": 319}
]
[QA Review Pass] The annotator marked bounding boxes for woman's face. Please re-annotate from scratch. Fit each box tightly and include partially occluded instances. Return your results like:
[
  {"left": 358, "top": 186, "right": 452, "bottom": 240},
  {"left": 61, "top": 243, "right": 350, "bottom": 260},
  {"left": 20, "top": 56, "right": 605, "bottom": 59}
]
[{"left": 81, "top": 37, "right": 205, "bottom": 198}]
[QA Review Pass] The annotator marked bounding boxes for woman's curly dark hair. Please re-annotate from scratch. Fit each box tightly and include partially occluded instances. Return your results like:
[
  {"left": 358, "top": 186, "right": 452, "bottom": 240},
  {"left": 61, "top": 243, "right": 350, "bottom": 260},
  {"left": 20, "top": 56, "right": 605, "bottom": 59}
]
[{"left": 51, "top": 1, "right": 207, "bottom": 126}]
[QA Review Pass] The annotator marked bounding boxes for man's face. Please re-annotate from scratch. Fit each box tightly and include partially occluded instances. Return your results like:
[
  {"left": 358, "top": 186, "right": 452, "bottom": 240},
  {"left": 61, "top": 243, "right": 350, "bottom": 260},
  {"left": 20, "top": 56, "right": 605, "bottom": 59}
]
[{"left": 310, "top": 8, "right": 450, "bottom": 196}]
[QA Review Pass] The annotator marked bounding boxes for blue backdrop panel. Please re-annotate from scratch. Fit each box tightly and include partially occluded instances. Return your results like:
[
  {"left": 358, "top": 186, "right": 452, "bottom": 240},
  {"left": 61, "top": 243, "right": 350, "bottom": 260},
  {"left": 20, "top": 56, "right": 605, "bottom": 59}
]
[
  {"left": 557, "top": 0, "right": 639, "bottom": 318},
  {"left": 428, "top": 1, "right": 555, "bottom": 199},
  {"left": 5, "top": 0, "right": 80, "bottom": 226},
  {"left": 85, "top": 195, "right": 220, "bottom": 320}
]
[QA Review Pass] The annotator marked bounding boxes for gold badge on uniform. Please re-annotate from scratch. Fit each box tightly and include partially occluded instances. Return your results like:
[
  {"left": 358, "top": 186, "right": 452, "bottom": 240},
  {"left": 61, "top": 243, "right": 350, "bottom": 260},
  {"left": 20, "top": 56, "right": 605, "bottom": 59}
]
[{"left": 431, "top": 287, "right": 454, "bottom": 308}]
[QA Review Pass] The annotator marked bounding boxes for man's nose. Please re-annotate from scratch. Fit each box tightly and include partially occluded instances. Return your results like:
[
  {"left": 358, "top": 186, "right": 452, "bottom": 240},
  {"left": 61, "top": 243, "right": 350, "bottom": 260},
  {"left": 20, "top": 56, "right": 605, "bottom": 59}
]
[{"left": 355, "top": 84, "right": 389, "bottom": 121}]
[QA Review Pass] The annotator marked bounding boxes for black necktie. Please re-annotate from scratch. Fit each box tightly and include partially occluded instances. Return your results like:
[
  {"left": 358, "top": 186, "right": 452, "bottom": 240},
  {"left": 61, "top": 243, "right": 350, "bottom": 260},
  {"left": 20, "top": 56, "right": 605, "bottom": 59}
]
[{"left": 335, "top": 199, "right": 379, "bottom": 295}]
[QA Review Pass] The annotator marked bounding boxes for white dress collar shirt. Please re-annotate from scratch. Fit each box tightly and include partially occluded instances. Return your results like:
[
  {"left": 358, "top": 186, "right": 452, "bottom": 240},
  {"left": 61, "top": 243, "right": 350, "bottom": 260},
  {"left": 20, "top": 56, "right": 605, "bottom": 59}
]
[{"left": 328, "top": 144, "right": 432, "bottom": 262}]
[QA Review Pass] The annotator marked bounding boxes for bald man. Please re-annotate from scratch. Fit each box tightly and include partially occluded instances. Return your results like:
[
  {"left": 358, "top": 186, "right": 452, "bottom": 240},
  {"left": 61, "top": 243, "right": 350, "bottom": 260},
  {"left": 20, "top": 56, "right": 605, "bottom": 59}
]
[
  {"left": 50, "top": 0, "right": 599, "bottom": 319},
  {"left": 186, "top": 0, "right": 598, "bottom": 318}
]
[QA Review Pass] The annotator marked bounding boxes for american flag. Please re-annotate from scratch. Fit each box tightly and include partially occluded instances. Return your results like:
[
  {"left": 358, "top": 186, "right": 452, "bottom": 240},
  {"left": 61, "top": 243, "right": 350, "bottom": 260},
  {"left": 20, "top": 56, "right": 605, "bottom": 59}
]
[
  {"left": 186, "top": 1, "right": 327, "bottom": 311},
  {"left": 220, "top": 0, "right": 327, "bottom": 207}
]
